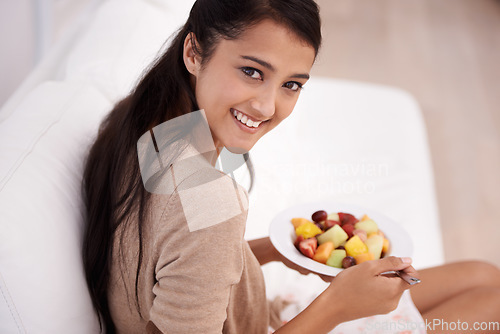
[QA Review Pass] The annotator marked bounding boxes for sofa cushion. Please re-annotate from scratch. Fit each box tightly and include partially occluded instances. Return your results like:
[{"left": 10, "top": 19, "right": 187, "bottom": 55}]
[{"left": 0, "top": 82, "right": 110, "bottom": 333}]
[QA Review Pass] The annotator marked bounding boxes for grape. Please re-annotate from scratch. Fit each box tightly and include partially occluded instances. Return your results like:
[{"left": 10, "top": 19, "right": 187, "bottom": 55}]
[
  {"left": 342, "top": 256, "right": 356, "bottom": 268},
  {"left": 292, "top": 210, "right": 389, "bottom": 271},
  {"left": 311, "top": 210, "right": 327, "bottom": 223}
]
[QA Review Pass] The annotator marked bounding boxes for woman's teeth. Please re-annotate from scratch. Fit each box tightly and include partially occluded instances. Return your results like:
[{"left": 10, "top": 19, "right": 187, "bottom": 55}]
[{"left": 233, "top": 110, "right": 262, "bottom": 128}]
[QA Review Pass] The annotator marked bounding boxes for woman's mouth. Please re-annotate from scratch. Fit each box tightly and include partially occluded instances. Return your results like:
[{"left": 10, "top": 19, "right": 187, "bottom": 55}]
[{"left": 232, "top": 109, "right": 263, "bottom": 128}]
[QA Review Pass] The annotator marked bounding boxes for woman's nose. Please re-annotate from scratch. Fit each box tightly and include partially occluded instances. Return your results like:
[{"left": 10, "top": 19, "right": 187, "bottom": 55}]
[{"left": 249, "top": 88, "right": 276, "bottom": 118}]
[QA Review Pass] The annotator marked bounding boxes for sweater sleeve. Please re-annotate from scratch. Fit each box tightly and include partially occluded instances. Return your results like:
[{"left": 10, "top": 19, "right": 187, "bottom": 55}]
[{"left": 148, "top": 168, "right": 249, "bottom": 333}]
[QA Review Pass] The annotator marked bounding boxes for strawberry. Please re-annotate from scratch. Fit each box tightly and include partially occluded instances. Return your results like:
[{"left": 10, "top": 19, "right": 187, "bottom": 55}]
[
  {"left": 341, "top": 223, "right": 355, "bottom": 238},
  {"left": 298, "top": 237, "right": 317, "bottom": 259},
  {"left": 294, "top": 235, "right": 305, "bottom": 249},
  {"left": 338, "top": 212, "right": 359, "bottom": 225},
  {"left": 324, "top": 219, "right": 341, "bottom": 230}
]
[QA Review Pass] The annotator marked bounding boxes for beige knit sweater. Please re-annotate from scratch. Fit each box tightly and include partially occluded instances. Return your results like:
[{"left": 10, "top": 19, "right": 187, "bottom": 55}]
[{"left": 107, "top": 145, "right": 270, "bottom": 333}]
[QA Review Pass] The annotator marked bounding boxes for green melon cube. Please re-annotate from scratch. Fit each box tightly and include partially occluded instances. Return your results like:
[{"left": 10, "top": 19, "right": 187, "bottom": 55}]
[
  {"left": 365, "top": 235, "right": 384, "bottom": 260},
  {"left": 326, "top": 249, "right": 347, "bottom": 268},
  {"left": 354, "top": 219, "right": 379, "bottom": 235},
  {"left": 317, "top": 224, "right": 348, "bottom": 247}
]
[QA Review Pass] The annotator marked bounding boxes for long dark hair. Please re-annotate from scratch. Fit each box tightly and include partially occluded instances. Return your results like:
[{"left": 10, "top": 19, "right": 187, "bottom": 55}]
[{"left": 82, "top": 0, "right": 321, "bottom": 332}]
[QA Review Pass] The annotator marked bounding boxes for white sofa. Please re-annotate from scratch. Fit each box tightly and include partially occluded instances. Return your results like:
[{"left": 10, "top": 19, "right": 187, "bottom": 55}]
[{"left": 0, "top": 0, "right": 444, "bottom": 333}]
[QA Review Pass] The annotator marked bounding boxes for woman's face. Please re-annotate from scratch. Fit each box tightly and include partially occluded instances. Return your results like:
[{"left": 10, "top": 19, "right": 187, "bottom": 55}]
[{"left": 184, "top": 19, "right": 316, "bottom": 153}]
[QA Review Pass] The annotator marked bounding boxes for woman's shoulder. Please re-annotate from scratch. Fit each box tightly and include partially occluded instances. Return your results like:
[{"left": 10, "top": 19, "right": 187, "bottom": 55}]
[
  {"left": 145, "top": 163, "right": 249, "bottom": 274},
  {"left": 176, "top": 167, "right": 248, "bottom": 233},
  {"left": 144, "top": 152, "right": 248, "bottom": 236},
  {"left": 165, "top": 163, "right": 248, "bottom": 232}
]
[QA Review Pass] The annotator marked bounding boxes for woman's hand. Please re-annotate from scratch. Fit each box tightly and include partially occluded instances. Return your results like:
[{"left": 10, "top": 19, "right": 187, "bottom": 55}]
[
  {"left": 249, "top": 233, "right": 420, "bottom": 332},
  {"left": 275, "top": 256, "right": 419, "bottom": 333},
  {"left": 323, "top": 256, "right": 418, "bottom": 321}
]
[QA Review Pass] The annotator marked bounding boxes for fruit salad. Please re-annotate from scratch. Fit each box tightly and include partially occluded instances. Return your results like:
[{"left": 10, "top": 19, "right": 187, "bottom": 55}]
[{"left": 292, "top": 210, "right": 390, "bottom": 269}]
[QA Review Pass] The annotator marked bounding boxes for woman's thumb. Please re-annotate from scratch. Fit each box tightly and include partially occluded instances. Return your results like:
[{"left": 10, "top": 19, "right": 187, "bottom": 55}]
[{"left": 373, "top": 256, "right": 413, "bottom": 274}]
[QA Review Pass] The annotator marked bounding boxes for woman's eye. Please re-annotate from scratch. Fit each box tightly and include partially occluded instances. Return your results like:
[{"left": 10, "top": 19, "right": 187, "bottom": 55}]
[
  {"left": 242, "top": 67, "right": 262, "bottom": 80},
  {"left": 283, "top": 81, "right": 302, "bottom": 92}
]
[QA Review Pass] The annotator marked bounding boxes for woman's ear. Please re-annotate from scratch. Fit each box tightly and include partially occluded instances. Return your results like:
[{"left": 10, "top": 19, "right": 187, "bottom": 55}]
[{"left": 183, "top": 33, "right": 200, "bottom": 76}]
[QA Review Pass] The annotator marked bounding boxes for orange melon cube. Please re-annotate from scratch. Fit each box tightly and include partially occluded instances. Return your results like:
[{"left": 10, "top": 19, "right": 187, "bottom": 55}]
[
  {"left": 291, "top": 217, "right": 312, "bottom": 229},
  {"left": 354, "top": 252, "right": 374, "bottom": 264},
  {"left": 382, "top": 238, "right": 390, "bottom": 254},
  {"left": 361, "top": 214, "right": 371, "bottom": 221},
  {"left": 313, "top": 242, "right": 334, "bottom": 264}
]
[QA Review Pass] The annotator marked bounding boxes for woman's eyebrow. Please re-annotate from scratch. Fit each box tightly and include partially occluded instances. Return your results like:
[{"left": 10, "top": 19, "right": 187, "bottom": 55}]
[
  {"left": 241, "top": 55, "right": 275, "bottom": 71},
  {"left": 240, "top": 55, "right": 310, "bottom": 80}
]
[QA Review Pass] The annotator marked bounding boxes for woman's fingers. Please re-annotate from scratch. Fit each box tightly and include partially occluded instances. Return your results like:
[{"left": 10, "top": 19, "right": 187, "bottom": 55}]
[
  {"left": 400, "top": 264, "right": 420, "bottom": 279},
  {"left": 369, "top": 256, "right": 414, "bottom": 275},
  {"left": 324, "top": 257, "right": 420, "bottom": 320},
  {"left": 373, "top": 256, "right": 421, "bottom": 283}
]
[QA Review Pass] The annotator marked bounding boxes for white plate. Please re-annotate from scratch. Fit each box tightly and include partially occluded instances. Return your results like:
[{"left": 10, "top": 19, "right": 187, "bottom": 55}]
[{"left": 269, "top": 201, "right": 413, "bottom": 276}]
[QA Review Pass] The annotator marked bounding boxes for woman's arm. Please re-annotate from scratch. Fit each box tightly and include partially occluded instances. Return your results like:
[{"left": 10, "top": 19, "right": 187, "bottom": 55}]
[
  {"left": 249, "top": 239, "right": 420, "bottom": 333},
  {"left": 248, "top": 237, "right": 280, "bottom": 265},
  {"left": 272, "top": 288, "right": 344, "bottom": 333},
  {"left": 247, "top": 237, "right": 344, "bottom": 331},
  {"left": 274, "top": 257, "right": 418, "bottom": 333}
]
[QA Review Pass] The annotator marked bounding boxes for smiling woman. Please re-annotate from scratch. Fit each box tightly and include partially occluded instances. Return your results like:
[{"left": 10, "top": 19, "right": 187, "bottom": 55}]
[
  {"left": 186, "top": 19, "right": 316, "bottom": 152},
  {"left": 82, "top": 1, "right": 323, "bottom": 333}
]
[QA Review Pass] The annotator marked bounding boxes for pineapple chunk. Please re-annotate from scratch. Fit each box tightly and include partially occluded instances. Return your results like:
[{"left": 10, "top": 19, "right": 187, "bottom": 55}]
[
  {"left": 344, "top": 235, "right": 369, "bottom": 257},
  {"left": 295, "top": 222, "right": 322, "bottom": 239},
  {"left": 291, "top": 217, "right": 312, "bottom": 229}
]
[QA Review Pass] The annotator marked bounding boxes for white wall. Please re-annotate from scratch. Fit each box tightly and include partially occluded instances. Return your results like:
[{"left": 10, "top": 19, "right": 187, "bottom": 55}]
[
  {"left": 0, "top": 0, "right": 95, "bottom": 109},
  {"left": 0, "top": 0, "right": 35, "bottom": 108}
]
